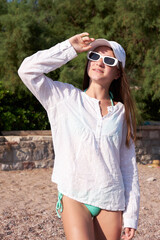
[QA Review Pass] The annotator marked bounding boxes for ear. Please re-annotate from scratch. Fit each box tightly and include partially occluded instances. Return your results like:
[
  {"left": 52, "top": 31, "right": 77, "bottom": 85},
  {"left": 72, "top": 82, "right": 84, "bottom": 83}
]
[{"left": 115, "top": 68, "right": 121, "bottom": 80}]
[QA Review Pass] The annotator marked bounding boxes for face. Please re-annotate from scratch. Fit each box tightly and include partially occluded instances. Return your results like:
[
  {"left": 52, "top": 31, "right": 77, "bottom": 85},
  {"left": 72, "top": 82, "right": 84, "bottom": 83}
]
[{"left": 87, "top": 46, "right": 120, "bottom": 86}]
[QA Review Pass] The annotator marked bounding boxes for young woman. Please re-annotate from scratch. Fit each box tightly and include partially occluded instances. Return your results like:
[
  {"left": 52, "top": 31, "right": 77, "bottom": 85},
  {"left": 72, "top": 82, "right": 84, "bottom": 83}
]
[{"left": 18, "top": 32, "right": 140, "bottom": 240}]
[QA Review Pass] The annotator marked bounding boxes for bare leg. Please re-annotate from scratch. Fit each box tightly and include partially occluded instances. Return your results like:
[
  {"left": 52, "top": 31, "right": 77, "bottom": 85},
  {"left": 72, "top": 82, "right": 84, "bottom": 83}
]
[
  {"left": 94, "top": 210, "right": 122, "bottom": 240},
  {"left": 61, "top": 195, "right": 95, "bottom": 240}
]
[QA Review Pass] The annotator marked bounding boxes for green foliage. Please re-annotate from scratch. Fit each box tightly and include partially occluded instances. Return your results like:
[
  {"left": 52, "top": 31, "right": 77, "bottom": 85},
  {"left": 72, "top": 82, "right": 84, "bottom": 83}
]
[
  {"left": 0, "top": 0, "right": 160, "bottom": 130},
  {"left": 0, "top": 0, "right": 8, "bottom": 14},
  {"left": 115, "top": 0, "right": 160, "bottom": 84},
  {"left": 59, "top": 52, "right": 87, "bottom": 89},
  {"left": 143, "top": 47, "right": 160, "bottom": 101},
  {"left": 0, "top": 0, "right": 54, "bottom": 90},
  {"left": 0, "top": 81, "right": 49, "bottom": 131}
]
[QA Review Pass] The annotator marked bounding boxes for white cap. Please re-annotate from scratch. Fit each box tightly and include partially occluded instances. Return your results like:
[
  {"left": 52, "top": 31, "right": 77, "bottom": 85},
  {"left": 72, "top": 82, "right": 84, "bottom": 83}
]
[{"left": 89, "top": 39, "right": 126, "bottom": 68}]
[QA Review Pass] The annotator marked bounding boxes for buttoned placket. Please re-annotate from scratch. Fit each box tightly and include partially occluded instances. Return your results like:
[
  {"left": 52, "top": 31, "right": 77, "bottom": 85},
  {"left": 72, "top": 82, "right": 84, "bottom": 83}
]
[
  {"left": 95, "top": 101, "right": 115, "bottom": 149},
  {"left": 95, "top": 102, "right": 103, "bottom": 150}
]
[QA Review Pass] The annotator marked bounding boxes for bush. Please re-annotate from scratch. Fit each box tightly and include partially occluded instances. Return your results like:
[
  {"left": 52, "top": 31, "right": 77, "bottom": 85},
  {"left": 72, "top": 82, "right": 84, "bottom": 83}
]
[{"left": 0, "top": 82, "right": 49, "bottom": 131}]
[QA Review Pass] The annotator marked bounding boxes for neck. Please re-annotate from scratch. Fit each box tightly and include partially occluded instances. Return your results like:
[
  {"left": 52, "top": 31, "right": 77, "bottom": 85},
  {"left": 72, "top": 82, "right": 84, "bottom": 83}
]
[{"left": 85, "top": 82, "right": 110, "bottom": 101}]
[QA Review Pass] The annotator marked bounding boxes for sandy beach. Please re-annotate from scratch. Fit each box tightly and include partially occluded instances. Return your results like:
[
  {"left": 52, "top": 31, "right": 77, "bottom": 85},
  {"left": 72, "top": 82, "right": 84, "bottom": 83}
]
[{"left": 0, "top": 164, "right": 160, "bottom": 240}]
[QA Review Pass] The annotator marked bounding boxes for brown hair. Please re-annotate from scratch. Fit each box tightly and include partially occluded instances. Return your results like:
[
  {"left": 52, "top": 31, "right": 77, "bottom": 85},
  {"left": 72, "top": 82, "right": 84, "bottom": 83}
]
[{"left": 83, "top": 61, "right": 136, "bottom": 148}]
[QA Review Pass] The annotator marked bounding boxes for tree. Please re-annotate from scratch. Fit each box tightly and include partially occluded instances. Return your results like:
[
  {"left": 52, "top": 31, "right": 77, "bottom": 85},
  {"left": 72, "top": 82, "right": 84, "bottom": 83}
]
[
  {"left": 114, "top": 0, "right": 160, "bottom": 121},
  {"left": 0, "top": 0, "right": 159, "bottom": 131},
  {"left": 0, "top": 0, "right": 54, "bottom": 90}
]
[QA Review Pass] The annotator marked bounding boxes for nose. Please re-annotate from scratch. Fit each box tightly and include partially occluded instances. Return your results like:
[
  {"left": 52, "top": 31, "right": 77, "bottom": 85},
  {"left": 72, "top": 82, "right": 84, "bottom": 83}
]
[{"left": 96, "top": 57, "right": 104, "bottom": 67}]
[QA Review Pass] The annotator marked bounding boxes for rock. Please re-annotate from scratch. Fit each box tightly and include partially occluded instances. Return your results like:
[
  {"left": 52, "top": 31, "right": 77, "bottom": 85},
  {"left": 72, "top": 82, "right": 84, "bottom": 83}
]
[
  {"left": 152, "top": 159, "right": 160, "bottom": 166},
  {"left": 147, "top": 177, "right": 157, "bottom": 182}
]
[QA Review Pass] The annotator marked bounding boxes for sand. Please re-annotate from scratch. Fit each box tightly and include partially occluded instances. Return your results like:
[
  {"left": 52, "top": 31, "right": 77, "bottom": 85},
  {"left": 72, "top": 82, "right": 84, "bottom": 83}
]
[{"left": 0, "top": 164, "right": 160, "bottom": 240}]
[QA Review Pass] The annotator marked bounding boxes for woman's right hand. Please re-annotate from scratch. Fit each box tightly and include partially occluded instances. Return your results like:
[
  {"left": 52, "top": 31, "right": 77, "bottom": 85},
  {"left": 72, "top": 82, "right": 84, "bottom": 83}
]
[{"left": 69, "top": 33, "right": 95, "bottom": 53}]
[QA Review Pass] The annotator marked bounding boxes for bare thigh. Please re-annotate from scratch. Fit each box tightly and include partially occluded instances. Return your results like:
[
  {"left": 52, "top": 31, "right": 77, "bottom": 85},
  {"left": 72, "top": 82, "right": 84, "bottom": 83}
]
[
  {"left": 93, "top": 210, "right": 122, "bottom": 240},
  {"left": 61, "top": 195, "right": 95, "bottom": 240}
]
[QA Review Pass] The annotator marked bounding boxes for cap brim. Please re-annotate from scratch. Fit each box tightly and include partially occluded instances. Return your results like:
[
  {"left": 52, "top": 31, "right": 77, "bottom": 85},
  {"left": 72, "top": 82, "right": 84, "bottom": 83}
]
[{"left": 89, "top": 39, "right": 112, "bottom": 51}]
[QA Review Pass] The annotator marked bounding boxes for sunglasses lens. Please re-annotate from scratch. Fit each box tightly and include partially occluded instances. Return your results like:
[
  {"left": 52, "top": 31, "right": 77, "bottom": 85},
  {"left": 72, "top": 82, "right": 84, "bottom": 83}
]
[
  {"left": 104, "top": 57, "right": 116, "bottom": 66},
  {"left": 88, "top": 52, "right": 117, "bottom": 66},
  {"left": 88, "top": 52, "right": 100, "bottom": 61}
]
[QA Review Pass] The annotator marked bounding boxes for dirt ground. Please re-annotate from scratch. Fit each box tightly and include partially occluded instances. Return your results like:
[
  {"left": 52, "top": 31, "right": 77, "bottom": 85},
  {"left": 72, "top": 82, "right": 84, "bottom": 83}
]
[{"left": 0, "top": 164, "right": 160, "bottom": 240}]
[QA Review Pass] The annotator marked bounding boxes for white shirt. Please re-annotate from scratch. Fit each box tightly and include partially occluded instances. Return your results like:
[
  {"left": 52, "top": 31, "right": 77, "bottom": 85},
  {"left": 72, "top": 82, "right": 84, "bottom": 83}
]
[{"left": 18, "top": 39, "right": 140, "bottom": 229}]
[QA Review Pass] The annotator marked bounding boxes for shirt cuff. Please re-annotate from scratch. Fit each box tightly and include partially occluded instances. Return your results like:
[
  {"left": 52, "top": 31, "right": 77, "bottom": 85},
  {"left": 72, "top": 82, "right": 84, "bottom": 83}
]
[
  {"left": 123, "top": 217, "right": 138, "bottom": 230},
  {"left": 59, "top": 39, "right": 78, "bottom": 60}
]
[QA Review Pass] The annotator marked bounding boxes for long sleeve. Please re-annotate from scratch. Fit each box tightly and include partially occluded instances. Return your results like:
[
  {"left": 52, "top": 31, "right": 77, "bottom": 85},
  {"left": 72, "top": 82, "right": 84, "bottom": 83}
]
[
  {"left": 120, "top": 119, "right": 140, "bottom": 229},
  {"left": 18, "top": 39, "right": 77, "bottom": 111}
]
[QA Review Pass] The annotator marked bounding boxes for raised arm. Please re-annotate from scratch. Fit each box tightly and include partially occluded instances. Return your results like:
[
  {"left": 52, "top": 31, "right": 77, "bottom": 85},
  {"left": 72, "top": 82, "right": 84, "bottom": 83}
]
[{"left": 18, "top": 33, "right": 94, "bottom": 111}]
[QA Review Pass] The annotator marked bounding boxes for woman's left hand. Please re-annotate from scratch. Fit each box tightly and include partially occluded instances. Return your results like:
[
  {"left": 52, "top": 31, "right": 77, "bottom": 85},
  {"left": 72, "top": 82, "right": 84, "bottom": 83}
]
[
  {"left": 69, "top": 32, "right": 95, "bottom": 53},
  {"left": 121, "top": 228, "right": 136, "bottom": 239}
]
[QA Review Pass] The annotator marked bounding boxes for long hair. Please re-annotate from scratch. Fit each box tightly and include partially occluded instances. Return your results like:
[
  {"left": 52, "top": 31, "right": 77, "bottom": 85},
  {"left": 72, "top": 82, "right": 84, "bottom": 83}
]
[{"left": 83, "top": 60, "right": 136, "bottom": 148}]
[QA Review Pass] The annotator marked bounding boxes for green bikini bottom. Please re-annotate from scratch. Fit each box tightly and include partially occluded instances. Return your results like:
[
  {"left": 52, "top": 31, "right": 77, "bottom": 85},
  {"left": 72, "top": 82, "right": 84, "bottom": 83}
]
[{"left": 56, "top": 192, "right": 101, "bottom": 218}]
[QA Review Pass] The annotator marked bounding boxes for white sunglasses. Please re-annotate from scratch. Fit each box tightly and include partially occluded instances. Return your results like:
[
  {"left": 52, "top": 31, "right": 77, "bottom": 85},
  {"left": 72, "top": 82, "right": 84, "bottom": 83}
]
[{"left": 87, "top": 51, "right": 119, "bottom": 67}]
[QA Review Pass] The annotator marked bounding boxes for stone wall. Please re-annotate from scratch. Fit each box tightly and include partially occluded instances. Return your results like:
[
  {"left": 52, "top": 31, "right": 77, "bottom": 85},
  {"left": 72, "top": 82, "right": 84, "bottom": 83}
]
[
  {"left": 0, "top": 132, "right": 54, "bottom": 171},
  {"left": 136, "top": 126, "right": 160, "bottom": 164},
  {"left": 0, "top": 126, "right": 160, "bottom": 171}
]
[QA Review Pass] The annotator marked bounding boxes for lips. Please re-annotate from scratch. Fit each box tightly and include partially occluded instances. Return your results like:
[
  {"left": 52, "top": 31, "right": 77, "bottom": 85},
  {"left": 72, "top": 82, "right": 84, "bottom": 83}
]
[{"left": 93, "top": 68, "right": 104, "bottom": 73}]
